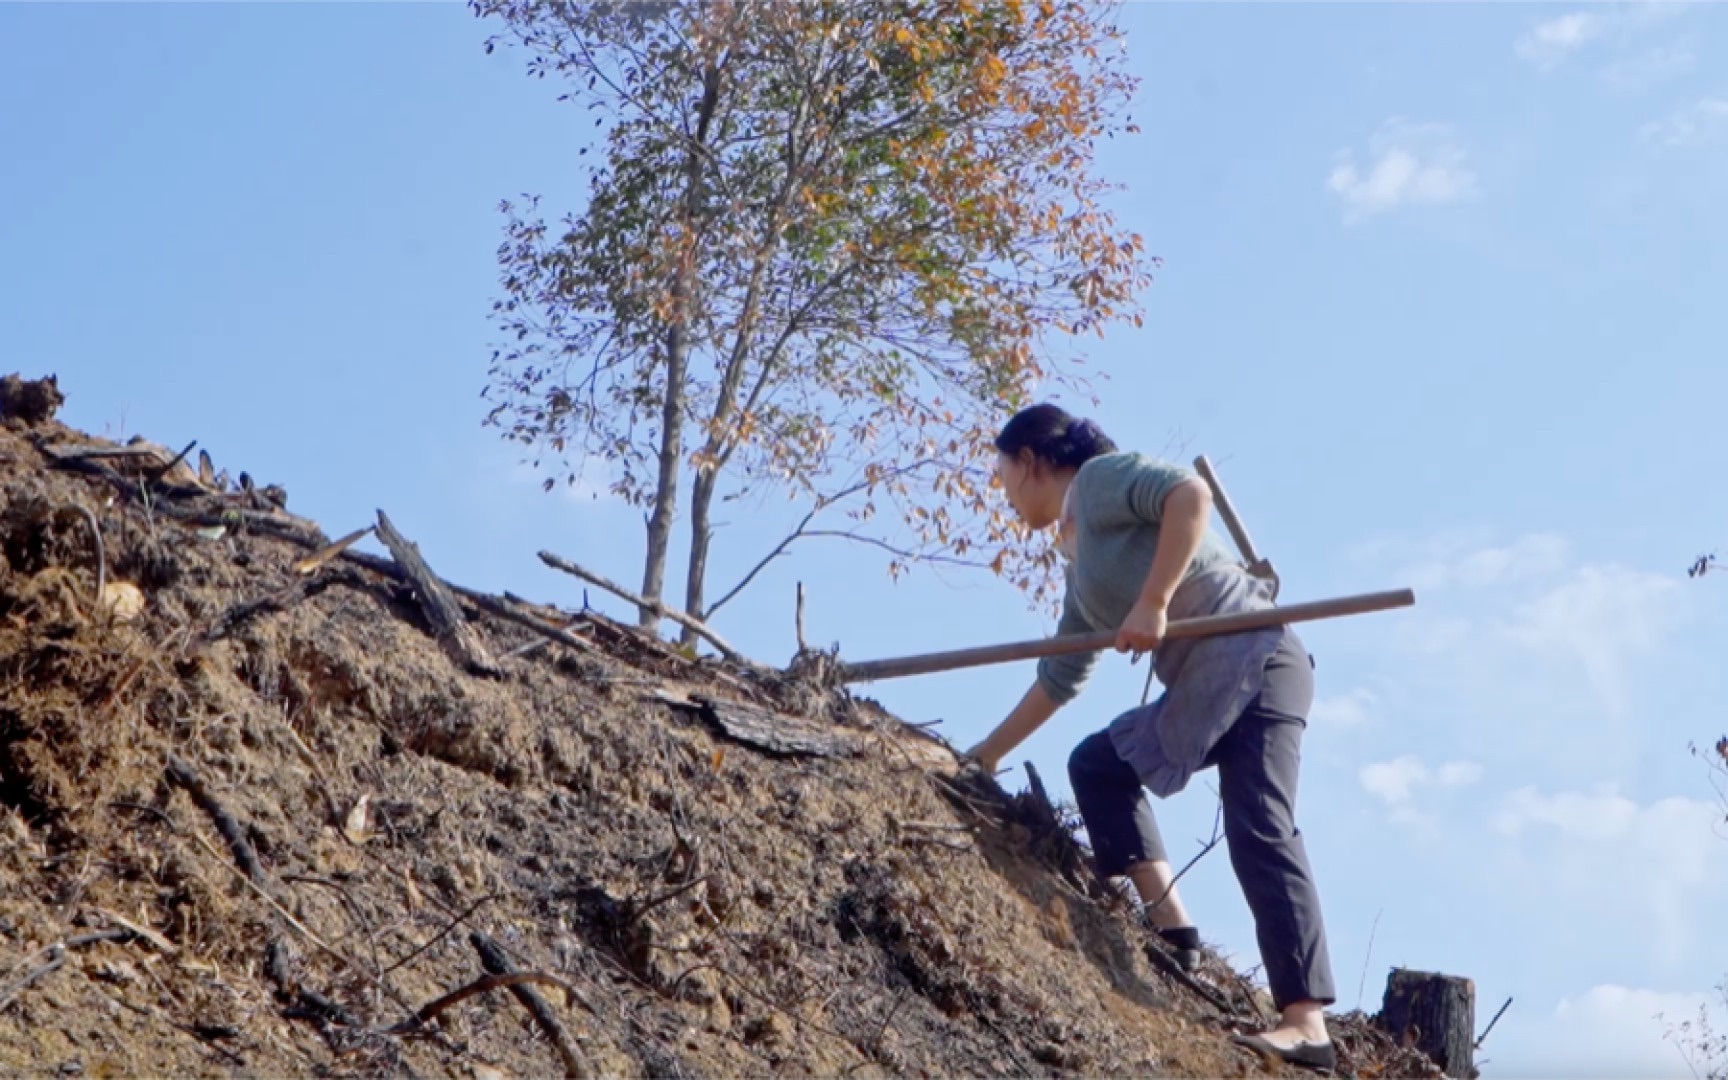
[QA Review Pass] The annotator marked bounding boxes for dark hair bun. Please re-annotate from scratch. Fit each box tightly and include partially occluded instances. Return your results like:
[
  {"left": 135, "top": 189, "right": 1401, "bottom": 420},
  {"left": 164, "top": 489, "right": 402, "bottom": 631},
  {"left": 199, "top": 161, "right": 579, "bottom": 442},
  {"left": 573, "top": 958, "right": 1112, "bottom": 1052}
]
[
  {"left": 993, "top": 403, "right": 1119, "bottom": 469},
  {"left": 1064, "top": 419, "right": 1106, "bottom": 462}
]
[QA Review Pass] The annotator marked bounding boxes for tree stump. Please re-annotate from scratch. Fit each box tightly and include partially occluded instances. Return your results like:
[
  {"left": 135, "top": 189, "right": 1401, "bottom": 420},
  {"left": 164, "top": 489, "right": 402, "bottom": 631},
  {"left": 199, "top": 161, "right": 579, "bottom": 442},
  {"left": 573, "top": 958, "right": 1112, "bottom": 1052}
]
[{"left": 1379, "top": 967, "right": 1476, "bottom": 1077}]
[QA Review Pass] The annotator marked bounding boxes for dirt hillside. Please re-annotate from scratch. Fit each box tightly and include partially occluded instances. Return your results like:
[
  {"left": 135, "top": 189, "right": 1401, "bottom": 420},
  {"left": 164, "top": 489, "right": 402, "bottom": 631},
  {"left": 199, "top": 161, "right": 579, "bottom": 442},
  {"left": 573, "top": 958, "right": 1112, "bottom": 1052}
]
[{"left": 0, "top": 374, "right": 1441, "bottom": 1078}]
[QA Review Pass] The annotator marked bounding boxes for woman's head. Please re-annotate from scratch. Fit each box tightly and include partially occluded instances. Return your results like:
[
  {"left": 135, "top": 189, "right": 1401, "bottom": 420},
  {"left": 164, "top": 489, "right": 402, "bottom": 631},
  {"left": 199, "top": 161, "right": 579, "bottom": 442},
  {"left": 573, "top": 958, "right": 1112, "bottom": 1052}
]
[{"left": 993, "top": 403, "right": 1117, "bottom": 528}]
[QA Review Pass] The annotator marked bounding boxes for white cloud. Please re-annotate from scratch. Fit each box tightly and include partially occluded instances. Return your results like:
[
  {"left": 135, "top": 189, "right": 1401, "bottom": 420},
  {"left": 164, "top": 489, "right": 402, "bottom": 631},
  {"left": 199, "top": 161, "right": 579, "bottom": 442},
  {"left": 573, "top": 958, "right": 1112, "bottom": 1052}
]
[
  {"left": 1496, "top": 564, "right": 1683, "bottom": 711},
  {"left": 1641, "top": 96, "right": 1728, "bottom": 147},
  {"left": 1599, "top": 41, "right": 1696, "bottom": 91},
  {"left": 1494, "top": 784, "right": 1726, "bottom": 967},
  {"left": 1311, "top": 687, "right": 1378, "bottom": 728},
  {"left": 1517, "top": 3, "right": 1693, "bottom": 71},
  {"left": 1405, "top": 533, "right": 1570, "bottom": 592},
  {"left": 1353, "top": 533, "right": 1689, "bottom": 717},
  {"left": 1361, "top": 755, "right": 1484, "bottom": 824},
  {"left": 1436, "top": 761, "right": 1483, "bottom": 787},
  {"left": 1327, "top": 120, "right": 1478, "bottom": 222},
  {"left": 1361, "top": 755, "right": 1428, "bottom": 806},
  {"left": 1491, "top": 984, "right": 1720, "bottom": 1079},
  {"left": 1517, "top": 11, "right": 1607, "bottom": 68},
  {"left": 1494, "top": 784, "right": 1646, "bottom": 840}
]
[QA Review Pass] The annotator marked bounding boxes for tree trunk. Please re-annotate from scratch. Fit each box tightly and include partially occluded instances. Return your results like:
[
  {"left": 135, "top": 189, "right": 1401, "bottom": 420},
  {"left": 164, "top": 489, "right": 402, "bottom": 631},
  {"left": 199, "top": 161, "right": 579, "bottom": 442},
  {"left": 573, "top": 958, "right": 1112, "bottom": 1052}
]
[
  {"left": 679, "top": 162, "right": 793, "bottom": 642},
  {"left": 681, "top": 467, "right": 716, "bottom": 646},
  {"left": 638, "top": 61, "right": 725, "bottom": 629},
  {"left": 640, "top": 309, "right": 690, "bottom": 628},
  {"left": 1378, "top": 968, "right": 1476, "bottom": 1078}
]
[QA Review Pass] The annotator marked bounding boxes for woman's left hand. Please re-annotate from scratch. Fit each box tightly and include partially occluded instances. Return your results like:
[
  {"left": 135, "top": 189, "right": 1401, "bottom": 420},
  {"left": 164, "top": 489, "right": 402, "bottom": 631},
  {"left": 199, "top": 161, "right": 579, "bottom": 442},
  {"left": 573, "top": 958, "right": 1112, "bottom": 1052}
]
[{"left": 1115, "top": 600, "right": 1168, "bottom": 656}]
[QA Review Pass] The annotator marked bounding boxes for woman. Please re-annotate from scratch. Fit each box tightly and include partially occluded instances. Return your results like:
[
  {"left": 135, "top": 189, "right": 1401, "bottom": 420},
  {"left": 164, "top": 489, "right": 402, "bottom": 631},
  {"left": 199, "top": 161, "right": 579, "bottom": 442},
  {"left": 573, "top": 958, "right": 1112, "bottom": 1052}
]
[{"left": 965, "top": 403, "right": 1337, "bottom": 1070}]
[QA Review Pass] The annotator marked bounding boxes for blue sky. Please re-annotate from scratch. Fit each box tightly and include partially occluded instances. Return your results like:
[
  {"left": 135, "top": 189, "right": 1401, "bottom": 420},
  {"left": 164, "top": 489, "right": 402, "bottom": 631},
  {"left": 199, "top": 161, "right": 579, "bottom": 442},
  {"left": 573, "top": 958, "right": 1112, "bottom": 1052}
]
[{"left": 4, "top": 2, "right": 1726, "bottom": 1076}]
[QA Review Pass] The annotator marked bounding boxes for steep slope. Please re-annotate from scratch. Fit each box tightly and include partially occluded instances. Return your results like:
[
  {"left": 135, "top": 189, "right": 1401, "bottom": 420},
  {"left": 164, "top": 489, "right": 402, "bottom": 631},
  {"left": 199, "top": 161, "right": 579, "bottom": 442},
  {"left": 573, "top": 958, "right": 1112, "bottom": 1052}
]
[{"left": 0, "top": 375, "right": 1440, "bottom": 1078}]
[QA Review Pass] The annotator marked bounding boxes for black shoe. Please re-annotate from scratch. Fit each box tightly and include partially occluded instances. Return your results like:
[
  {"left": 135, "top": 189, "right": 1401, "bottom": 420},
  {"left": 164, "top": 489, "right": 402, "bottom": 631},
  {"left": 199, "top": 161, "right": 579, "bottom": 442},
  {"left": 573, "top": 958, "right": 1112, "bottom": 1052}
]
[
  {"left": 1230, "top": 1033, "right": 1337, "bottom": 1072},
  {"left": 1153, "top": 925, "right": 1202, "bottom": 974}
]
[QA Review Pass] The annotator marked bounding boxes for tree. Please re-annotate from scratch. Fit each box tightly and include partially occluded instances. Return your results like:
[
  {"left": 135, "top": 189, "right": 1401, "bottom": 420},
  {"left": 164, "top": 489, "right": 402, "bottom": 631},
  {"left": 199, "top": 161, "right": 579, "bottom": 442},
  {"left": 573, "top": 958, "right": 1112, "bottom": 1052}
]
[
  {"left": 1667, "top": 559, "right": 1728, "bottom": 1078},
  {"left": 472, "top": 0, "right": 1151, "bottom": 640}
]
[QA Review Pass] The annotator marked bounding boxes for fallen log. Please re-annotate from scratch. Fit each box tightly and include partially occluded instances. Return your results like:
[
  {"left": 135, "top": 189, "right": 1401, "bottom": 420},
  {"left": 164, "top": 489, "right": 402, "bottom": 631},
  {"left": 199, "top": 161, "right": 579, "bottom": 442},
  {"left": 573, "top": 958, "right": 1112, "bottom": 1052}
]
[{"left": 375, "top": 510, "right": 502, "bottom": 677}]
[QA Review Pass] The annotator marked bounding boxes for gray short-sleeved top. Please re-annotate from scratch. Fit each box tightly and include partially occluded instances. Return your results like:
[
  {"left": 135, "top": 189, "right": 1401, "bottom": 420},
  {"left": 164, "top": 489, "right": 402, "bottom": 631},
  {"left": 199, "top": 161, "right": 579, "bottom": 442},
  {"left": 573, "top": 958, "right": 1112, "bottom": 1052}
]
[
  {"left": 1035, "top": 452, "right": 1235, "bottom": 704},
  {"left": 1034, "top": 452, "right": 1302, "bottom": 797}
]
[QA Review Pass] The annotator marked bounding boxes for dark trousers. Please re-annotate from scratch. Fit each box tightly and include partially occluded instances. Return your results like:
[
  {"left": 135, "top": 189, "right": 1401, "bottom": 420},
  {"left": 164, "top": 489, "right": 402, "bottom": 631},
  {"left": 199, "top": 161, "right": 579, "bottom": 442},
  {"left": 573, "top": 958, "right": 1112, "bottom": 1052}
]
[{"left": 1067, "top": 640, "right": 1337, "bottom": 1011}]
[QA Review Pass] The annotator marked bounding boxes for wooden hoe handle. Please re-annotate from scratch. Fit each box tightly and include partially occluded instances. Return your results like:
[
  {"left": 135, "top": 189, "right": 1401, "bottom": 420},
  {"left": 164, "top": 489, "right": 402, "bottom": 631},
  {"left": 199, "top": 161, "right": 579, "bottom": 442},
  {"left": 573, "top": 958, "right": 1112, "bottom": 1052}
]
[{"left": 836, "top": 588, "right": 1415, "bottom": 684}]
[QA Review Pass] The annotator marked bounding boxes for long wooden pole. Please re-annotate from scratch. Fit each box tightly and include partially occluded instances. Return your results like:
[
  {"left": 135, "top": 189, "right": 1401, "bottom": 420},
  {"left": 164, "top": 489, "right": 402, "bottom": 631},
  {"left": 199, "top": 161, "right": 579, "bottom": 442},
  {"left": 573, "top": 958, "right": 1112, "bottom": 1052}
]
[{"left": 836, "top": 588, "right": 1415, "bottom": 684}]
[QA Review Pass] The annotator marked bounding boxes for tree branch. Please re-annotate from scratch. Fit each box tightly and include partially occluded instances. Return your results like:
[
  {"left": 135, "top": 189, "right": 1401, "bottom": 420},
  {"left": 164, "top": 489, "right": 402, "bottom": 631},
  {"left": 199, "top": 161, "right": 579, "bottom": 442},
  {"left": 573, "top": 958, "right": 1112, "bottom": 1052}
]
[
  {"left": 700, "top": 460, "right": 942, "bottom": 620},
  {"left": 701, "top": 502, "right": 821, "bottom": 621},
  {"left": 538, "top": 550, "right": 759, "bottom": 667},
  {"left": 801, "top": 529, "right": 990, "bottom": 569}
]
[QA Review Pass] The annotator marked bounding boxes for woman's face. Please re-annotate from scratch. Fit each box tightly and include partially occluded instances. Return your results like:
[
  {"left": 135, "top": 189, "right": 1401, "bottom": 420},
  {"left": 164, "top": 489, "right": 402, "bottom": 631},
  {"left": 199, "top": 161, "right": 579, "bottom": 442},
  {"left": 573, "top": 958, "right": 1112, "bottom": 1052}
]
[{"left": 995, "top": 451, "right": 1055, "bottom": 529}]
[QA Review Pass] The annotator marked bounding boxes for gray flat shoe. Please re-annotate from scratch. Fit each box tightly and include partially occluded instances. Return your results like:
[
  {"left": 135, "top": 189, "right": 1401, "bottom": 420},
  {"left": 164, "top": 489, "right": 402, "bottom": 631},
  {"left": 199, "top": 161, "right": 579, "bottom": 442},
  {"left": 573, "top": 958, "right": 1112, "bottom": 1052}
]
[{"left": 1231, "top": 1033, "right": 1337, "bottom": 1072}]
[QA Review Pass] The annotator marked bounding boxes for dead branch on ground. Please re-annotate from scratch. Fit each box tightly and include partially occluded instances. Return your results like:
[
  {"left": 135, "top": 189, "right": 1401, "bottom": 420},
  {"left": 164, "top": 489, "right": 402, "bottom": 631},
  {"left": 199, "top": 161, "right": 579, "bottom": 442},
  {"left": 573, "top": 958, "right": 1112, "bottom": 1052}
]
[
  {"left": 463, "top": 590, "right": 600, "bottom": 660},
  {"left": 203, "top": 569, "right": 363, "bottom": 642},
  {"left": 375, "top": 510, "right": 503, "bottom": 677},
  {"left": 291, "top": 526, "right": 372, "bottom": 575},
  {"left": 165, "top": 755, "right": 266, "bottom": 886},
  {"left": 384, "top": 894, "right": 498, "bottom": 976},
  {"left": 473, "top": 932, "right": 591, "bottom": 1079},
  {"left": 0, "top": 929, "right": 132, "bottom": 1012},
  {"left": 387, "top": 972, "right": 578, "bottom": 1035},
  {"left": 539, "top": 549, "right": 756, "bottom": 667},
  {"left": 1476, "top": 996, "right": 1513, "bottom": 1050}
]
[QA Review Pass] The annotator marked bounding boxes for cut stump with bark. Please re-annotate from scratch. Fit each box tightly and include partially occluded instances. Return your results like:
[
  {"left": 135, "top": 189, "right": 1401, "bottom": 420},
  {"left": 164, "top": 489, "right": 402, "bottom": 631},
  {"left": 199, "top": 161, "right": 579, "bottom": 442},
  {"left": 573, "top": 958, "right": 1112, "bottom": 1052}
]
[
  {"left": 375, "top": 510, "right": 502, "bottom": 677},
  {"left": 1378, "top": 967, "right": 1476, "bottom": 1078}
]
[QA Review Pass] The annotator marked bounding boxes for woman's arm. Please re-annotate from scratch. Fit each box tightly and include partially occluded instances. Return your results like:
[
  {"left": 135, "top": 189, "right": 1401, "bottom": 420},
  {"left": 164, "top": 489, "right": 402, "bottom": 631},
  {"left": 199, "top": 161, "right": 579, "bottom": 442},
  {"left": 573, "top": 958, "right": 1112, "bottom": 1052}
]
[
  {"left": 1116, "top": 478, "right": 1213, "bottom": 653},
  {"left": 965, "top": 680, "right": 1061, "bottom": 773}
]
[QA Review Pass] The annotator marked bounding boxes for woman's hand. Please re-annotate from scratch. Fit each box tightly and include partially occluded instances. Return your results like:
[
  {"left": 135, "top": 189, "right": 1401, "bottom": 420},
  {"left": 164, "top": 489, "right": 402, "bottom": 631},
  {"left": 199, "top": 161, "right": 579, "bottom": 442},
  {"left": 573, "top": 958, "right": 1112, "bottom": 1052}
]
[
  {"left": 962, "top": 741, "right": 1001, "bottom": 775},
  {"left": 1115, "top": 599, "right": 1168, "bottom": 656},
  {"left": 963, "top": 683, "right": 1062, "bottom": 776}
]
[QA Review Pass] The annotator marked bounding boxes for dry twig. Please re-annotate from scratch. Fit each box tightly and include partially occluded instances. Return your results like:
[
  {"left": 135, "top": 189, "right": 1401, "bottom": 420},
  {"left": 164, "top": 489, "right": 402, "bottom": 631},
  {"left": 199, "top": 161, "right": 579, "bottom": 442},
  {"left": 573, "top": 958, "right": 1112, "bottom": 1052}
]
[
  {"left": 62, "top": 502, "right": 107, "bottom": 613},
  {"left": 473, "top": 932, "right": 590, "bottom": 1079},
  {"left": 186, "top": 830, "right": 336, "bottom": 961},
  {"left": 388, "top": 972, "right": 578, "bottom": 1034},
  {"left": 0, "top": 929, "right": 131, "bottom": 1012},
  {"left": 384, "top": 894, "right": 497, "bottom": 976},
  {"left": 291, "top": 526, "right": 371, "bottom": 575},
  {"left": 1476, "top": 996, "right": 1513, "bottom": 1050},
  {"left": 165, "top": 755, "right": 265, "bottom": 886}
]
